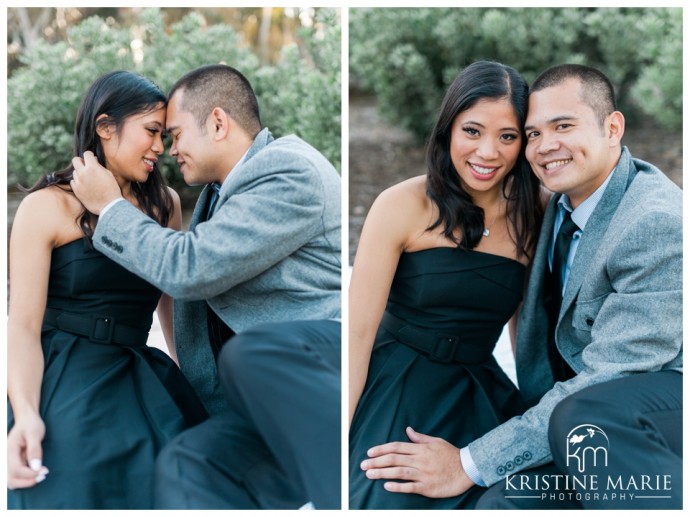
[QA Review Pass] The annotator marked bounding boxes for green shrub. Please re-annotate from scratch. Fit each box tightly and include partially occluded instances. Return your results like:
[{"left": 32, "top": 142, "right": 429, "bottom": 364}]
[
  {"left": 8, "top": 7, "right": 341, "bottom": 188},
  {"left": 255, "top": 8, "right": 342, "bottom": 170},
  {"left": 628, "top": 11, "right": 682, "bottom": 129},
  {"left": 349, "top": 7, "right": 682, "bottom": 141}
]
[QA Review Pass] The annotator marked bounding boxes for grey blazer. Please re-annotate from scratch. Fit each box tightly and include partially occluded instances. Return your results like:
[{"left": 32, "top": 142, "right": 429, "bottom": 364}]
[
  {"left": 468, "top": 147, "right": 682, "bottom": 486},
  {"left": 93, "top": 128, "right": 342, "bottom": 413}
]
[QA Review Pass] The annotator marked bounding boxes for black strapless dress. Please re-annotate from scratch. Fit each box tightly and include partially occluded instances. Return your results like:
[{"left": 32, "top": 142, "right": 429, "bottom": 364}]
[
  {"left": 8, "top": 239, "right": 208, "bottom": 509},
  {"left": 349, "top": 248, "right": 528, "bottom": 509}
]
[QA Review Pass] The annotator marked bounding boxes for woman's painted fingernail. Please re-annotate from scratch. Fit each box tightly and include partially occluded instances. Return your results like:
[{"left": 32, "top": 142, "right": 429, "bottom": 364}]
[
  {"left": 35, "top": 472, "right": 47, "bottom": 483},
  {"left": 29, "top": 459, "right": 42, "bottom": 472}
]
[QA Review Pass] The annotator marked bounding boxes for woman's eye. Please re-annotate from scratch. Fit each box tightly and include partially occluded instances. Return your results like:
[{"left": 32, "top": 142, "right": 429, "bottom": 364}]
[{"left": 462, "top": 127, "right": 479, "bottom": 136}]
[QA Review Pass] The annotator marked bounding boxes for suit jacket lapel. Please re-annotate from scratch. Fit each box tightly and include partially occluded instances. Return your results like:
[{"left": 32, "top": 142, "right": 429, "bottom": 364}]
[
  {"left": 533, "top": 194, "right": 559, "bottom": 292},
  {"left": 189, "top": 129, "right": 275, "bottom": 230},
  {"left": 515, "top": 192, "right": 558, "bottom": 402},
  {"left": 220, "top": 128, "right": 275, "bottom": 199},
  {"left": 560, "top": 148, "right": 635, "bottom": 313},
  {"left": 190, "top": 186, "right": 212, "bottom": 231}
]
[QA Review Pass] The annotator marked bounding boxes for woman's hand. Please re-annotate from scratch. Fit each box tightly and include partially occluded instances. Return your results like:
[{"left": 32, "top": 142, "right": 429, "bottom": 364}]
[{"left": 7, "top": 413, "right": 49, "bottom": 490}]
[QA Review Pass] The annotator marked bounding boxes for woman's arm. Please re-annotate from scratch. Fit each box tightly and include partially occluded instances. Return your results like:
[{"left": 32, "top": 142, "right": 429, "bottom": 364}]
[
  {"left": 349, "top": 183, "right": 423, "bottom": 426},
  {"left": 7, "top": 190, "right": 63, "bottom": 489},
  {"left": 155, "top": 187, "right": 182, "bottom": 363}
]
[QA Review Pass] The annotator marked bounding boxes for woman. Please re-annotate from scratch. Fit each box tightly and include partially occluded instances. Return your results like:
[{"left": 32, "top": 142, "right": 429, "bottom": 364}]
[
  {"left": 349, "top": 61, "right": 545, "bottom": 509},
  {"left": 7, "top": 71, "right": 208, "bottom": 509}
]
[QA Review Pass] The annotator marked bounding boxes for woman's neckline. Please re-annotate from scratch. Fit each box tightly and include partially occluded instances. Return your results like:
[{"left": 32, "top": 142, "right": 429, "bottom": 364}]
[
  {"left": 53, "top": 238, "right": 87, "bottom": 251},
  {"left": 402, "top": 246, "right": 526, "bottom": 267}
]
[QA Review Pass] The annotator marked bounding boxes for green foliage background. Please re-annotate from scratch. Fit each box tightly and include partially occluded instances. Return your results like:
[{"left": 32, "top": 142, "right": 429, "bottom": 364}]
[
  {"left": 349, "top": 7, "right": 682, "bottom": 142},
  {"left": 8, "top": 7, "right": 341, "bottom": 189}
]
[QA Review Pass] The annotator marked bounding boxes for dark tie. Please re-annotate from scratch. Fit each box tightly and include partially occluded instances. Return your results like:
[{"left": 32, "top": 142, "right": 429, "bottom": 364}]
[
  {"left": 202, "top": 182, "right": 234, "bottom": 357},
  {"left": 551, "top": 210, "right": 579, "bottom": 303},
  {"left": 205, "top": 182, "right": 221, "bottom": 220},
  {"left": 546, "top": 210, "right": 579, "bottom": 381}
]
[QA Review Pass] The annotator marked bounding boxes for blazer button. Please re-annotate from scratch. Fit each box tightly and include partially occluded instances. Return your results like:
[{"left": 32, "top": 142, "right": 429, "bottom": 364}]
[
  {"left": 586, "top": 318, "right": 594, "bottom": 326},
  {"left": 523, "top": 451, "right": 532, "bottom": 460},
  {"left": 506, "top": 461, "right": 514, "bottom": 471},
  {"left": 497, "top": 466, "right": 506, "bottom": 476},
  {"left": 514, "top": 456, "right": 523, "bottom": 465}
]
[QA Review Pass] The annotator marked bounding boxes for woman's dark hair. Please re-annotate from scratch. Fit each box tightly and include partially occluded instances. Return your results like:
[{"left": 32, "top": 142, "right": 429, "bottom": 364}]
[
  {"left": 426, "top": 60, "right": 543, "bottom": 258},
  {"left": 25, "top": 70, "right": 173, "bottom": 241}
]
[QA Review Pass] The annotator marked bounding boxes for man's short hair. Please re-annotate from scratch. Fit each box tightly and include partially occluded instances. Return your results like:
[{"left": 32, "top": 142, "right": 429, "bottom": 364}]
[
  {"left": 530, "top": 64, "right": 617, "bottom": 128},
  {"left": 169, "top": 64, "right": 261, "bottom": 137}
]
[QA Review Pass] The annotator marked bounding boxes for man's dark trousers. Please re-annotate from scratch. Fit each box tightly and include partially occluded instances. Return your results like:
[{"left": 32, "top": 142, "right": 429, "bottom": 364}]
[{"left": 154, "top": 319, "right": 341, "bottom": 509}]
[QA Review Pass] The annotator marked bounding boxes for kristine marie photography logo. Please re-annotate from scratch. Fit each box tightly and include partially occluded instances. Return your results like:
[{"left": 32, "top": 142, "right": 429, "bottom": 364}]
[
  {"left": 566, "top": 424, "right": 609, "bottom": 473},
  {"left": 503, "top": 424, "right": 674, "bottom": 504}
]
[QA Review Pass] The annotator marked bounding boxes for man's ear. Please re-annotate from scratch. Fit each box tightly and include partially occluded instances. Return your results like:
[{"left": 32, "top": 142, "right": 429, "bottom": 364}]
[
  {"left": 606, "top": 111, "right": 625, "bottom": 147},
  {"left": 209, "top": 107, "right": 231, "bottom": 141},
  {"left": 95, "top": 114, "right": 112, "bottom": 140}
]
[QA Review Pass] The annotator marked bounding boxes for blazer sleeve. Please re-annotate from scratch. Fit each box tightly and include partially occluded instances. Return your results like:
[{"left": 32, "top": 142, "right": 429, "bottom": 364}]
[
  {"left": 468, "top": 208, "right": 682, "bottom": 486},
  {"left": 93, "top": 156, "right": 330, "bottom": 300}
]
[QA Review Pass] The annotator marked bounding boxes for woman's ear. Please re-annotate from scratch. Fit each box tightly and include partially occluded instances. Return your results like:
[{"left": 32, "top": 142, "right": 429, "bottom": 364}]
[{"left": 95, "top": 114, "right": 112, "bottom": 140}]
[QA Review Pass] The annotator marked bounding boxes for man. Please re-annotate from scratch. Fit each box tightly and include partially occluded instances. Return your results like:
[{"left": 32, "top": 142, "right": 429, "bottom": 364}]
[
  {"left": 71, "top": 64, "right": 341, "bottom": 508},
  {"left": 360, "top": 64, "right": 681, "bottom": 509}
]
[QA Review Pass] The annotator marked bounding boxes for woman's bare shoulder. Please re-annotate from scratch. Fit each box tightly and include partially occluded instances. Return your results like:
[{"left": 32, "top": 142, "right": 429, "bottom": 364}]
[
  {"left": 16, "top": 185, "right": 76, "bottom": 215},
  {"left": 374, "top": 175, "right": 428, "bottom": 211},
  {"left": 363, "top": 175, "right": 433, "bottom": 250},
  {"left": 13, "top": 186, "right": 82, "bottom": 244},
  {"left": 166, "top": 185, "right": 181, "bottom": 204}
]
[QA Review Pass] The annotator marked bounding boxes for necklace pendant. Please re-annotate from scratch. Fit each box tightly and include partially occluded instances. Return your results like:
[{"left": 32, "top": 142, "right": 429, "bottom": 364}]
[{"left": 483, "top": 228, "right": 490, "bottom": 237}]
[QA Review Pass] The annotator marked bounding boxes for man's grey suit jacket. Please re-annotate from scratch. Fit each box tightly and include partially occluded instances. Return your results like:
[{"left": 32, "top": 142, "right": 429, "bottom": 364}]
[
  {"left": 468, "top": 147, "right": 682, "bottom": 486},
  {"left": 93, "top": 128, "right": 341, "bottom": 413}
]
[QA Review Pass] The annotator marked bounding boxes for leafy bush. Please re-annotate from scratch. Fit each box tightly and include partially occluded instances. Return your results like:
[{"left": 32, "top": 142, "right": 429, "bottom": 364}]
[
  {"left": 255, "top": 8, "right": 341, "bottom": 170},
  {"left": 628, "top": 11, "right": 682, "bottom": 129},
  {"left": 350, "top": 7, "right": 682, "bottom": 141},
  {"left": 8, "top": 7, "right": 341, "bottom": 188}
]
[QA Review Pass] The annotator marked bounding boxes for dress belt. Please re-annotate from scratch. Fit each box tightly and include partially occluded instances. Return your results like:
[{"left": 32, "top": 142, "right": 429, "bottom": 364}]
[
  {"left": 379, "top": 311, "right": 493, "bottom": 365},
  {"left": 43, "top": 308, "right": 150, "bottom": 347}
]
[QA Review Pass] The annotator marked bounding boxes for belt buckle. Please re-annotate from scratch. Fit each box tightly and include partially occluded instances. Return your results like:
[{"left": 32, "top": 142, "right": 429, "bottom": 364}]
[
  {"left": 429, "top": 334, "right": 459, "bottom": 363},
  {"left": 90, "top": 315, "right": 115, "bottom": 344}
]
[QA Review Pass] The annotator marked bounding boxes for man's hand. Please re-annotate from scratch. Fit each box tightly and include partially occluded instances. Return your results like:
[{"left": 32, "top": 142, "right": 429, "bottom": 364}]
[
  {"left": 7, "top": 413, "right": 48, "bottom": 490},
  {"left": 70, "top": 151, "right": 123, "bottom": 215},
  {"left": 360, "top": 426, "right": 475, "bottom": 498}
]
